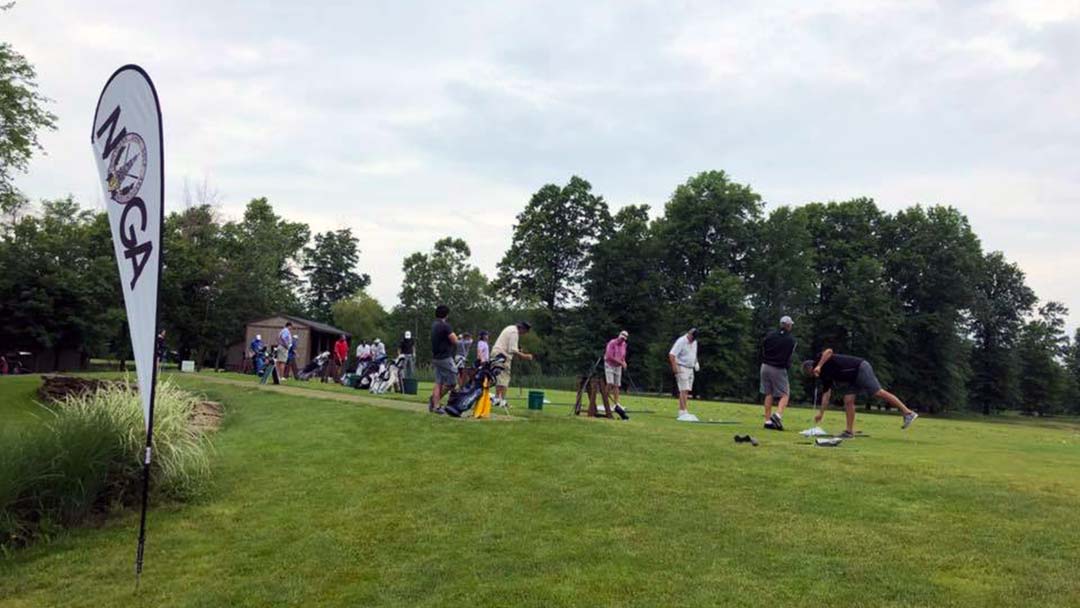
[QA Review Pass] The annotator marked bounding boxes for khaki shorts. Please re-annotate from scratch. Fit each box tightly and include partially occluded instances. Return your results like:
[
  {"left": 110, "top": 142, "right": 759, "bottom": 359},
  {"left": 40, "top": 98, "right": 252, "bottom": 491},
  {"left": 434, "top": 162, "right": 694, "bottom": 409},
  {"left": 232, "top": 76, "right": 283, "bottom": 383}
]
[
  {"left": 274, "top": 346, "right": 289, "bottom": 363},
  {"left": 605, "top": 365, "right": 622, "bottom": 386},
  {"left": 676, "top": 368, "right": 694, "bottom": 392},
  {"left": 496, "top": 363, "right": 511, "bottom": 388}
]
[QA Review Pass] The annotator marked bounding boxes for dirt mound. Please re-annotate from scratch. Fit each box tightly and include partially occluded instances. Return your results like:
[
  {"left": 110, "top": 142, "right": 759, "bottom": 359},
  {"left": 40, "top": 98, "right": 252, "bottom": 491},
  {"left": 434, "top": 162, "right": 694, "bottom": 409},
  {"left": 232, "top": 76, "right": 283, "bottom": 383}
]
[
  {"left": 191, "top": 400, "right": 223, "bottom": 432},
  {"left": 38, "top": 375, "right": 128, "bottom": 403}
]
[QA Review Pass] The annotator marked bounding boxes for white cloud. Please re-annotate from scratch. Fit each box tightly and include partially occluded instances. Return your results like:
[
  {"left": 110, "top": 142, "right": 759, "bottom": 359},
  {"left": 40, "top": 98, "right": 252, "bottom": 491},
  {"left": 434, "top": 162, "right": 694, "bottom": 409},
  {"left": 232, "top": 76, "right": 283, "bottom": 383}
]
[{"left": 1, "top": 0, "right": 1077, "bottom": 330}]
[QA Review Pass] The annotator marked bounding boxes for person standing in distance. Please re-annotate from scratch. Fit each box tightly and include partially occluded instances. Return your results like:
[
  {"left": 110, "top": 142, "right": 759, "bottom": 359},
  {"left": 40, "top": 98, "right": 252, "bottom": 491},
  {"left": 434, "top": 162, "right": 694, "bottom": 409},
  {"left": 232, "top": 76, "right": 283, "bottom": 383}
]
[
  {"left": 276, "top": 321, "right": 293, "bottom": 382},
  {"left": 669, "top": 328, "right": 700, "bottom": 421},
  {"left": 429, "top": 305, "right": 459, "bottom": 413},
  {"left": 761, "top": 315, "right": 798, "bottom": 431},
  {"left": 398, "top": 331, "right": 416, "bottom": 379},
  {"left": 490, "top": 321, "right": 534, "bottom": 410},
  {"left": 475, "top": 330, "right": 490, "bottom": 365}
]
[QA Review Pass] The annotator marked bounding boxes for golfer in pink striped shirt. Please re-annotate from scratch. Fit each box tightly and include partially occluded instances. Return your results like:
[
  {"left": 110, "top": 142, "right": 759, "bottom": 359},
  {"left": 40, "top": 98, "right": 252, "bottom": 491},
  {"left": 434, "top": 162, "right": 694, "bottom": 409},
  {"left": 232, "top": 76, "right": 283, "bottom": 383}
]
[{"left": 604, "top": 331, "right": 629, "bottom": 411}]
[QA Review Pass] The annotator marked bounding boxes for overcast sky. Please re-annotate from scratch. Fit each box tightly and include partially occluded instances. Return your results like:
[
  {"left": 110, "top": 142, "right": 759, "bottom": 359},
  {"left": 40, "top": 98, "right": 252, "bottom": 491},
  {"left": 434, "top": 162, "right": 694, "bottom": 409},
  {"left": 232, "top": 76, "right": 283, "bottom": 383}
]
[{"left": 4, "top": 1, "right": 1078, "bottom": 329}]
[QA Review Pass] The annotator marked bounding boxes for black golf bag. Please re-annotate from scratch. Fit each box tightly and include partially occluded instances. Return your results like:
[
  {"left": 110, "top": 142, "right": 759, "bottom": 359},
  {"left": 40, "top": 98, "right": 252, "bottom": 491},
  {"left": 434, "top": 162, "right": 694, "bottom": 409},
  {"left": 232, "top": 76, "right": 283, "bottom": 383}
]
[
  {"left": 298, "top": 351, "right": 330, "bottom": 380},
  {"left": 444, "top": 355, "right": 507, "bottom": 417}
]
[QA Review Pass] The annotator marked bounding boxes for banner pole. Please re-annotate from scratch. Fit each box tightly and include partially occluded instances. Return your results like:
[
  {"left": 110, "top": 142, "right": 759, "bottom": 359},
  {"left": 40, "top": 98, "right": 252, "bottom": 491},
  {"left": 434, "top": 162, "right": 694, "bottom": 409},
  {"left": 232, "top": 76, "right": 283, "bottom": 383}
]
[{"left": 134, "top": 377, "right": 156, "bottom": 586}]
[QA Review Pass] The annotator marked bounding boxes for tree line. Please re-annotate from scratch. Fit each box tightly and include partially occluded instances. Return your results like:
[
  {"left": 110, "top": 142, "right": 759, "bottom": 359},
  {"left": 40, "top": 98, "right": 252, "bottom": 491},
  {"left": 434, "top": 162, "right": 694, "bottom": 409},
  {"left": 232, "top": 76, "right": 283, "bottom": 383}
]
[
  {"left": 2, "top": 171, "right": 1078, "bottom": 416},
  {"left": 1, "top": 30, "right": 1076, "bottom": 415}
]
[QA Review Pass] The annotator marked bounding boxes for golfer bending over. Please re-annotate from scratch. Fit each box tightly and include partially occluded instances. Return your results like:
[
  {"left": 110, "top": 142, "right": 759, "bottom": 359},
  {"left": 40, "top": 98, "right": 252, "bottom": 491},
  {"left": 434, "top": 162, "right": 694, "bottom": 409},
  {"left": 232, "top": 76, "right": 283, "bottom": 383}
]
[
  {"left": 804, "top": 349, "right": 918, "bottom": 437},
  {"left": 761, "top": 315, "right": 797, "bottom": 431},
  {"left": 491, "top": 321, "right": 534, "bottom": 410},
  {"left": 669, "top": 328, "right": 700, "bottom": 422},
  {"left": 429, "top": 305, "right": 459, "bottom": 413}
]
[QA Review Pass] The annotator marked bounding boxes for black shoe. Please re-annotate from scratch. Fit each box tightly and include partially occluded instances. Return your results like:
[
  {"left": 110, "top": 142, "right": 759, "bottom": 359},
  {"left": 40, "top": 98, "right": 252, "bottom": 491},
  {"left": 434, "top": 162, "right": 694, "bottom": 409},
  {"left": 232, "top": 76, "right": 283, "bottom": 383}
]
[
  {"left": 769, "top": 412, "right": 784, "bottom": 431},
  {"left": 764, "top": 420, "right": 775, "bottom": 430},
  {"left": 838, "top": 430, "right": 855, "bottom": 439}
]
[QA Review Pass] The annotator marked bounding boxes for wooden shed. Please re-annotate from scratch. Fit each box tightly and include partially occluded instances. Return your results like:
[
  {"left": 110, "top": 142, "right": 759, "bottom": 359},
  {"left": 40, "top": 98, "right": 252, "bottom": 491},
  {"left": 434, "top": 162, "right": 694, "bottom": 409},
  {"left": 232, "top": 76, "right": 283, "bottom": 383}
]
[{"left": 225, "top": 314, "right": 350, "bottom": 371}]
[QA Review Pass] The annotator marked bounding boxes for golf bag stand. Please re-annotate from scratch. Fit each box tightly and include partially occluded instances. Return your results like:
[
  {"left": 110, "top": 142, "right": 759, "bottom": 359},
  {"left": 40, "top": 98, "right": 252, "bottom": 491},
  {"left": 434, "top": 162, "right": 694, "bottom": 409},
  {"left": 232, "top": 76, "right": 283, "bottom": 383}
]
[{"left": 573, "top": 356, "right": 625, "bottom": 419}]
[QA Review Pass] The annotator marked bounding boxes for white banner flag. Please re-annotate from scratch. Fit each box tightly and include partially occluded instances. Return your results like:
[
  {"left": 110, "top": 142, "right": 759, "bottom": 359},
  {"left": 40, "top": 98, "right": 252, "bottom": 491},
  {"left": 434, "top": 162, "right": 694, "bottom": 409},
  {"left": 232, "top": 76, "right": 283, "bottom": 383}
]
[{"left": 91, "top": 65, "right": 163, "bottom": 431}]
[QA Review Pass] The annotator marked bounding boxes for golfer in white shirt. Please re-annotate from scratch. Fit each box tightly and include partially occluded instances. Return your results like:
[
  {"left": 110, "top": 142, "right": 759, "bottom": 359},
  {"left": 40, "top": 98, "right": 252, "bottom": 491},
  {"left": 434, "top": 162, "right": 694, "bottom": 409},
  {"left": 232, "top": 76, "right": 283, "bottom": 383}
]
[{"left": 668, "top": 328, "right": 700, "bottom": 421}]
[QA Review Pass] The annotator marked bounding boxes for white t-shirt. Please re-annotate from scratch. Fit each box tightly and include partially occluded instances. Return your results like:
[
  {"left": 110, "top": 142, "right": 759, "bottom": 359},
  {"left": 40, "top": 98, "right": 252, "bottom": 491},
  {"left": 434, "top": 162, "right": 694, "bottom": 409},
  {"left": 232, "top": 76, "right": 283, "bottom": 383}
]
[
  {"left": 492, "top": 325, "right": 521, "bottom": 361},
  {"left": 669, "top": 335, "right": 698, "bottom": 369}
]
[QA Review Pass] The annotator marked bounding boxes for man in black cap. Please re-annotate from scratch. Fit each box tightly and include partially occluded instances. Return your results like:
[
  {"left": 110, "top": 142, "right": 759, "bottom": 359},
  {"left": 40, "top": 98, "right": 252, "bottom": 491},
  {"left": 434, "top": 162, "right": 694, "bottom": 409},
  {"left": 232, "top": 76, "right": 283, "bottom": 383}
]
[
  {"left": 761, "top": 315, "right": 797, "bottom": 431},
  {"left": 804, "top": 349, "right": 919, "bottom": 438}
]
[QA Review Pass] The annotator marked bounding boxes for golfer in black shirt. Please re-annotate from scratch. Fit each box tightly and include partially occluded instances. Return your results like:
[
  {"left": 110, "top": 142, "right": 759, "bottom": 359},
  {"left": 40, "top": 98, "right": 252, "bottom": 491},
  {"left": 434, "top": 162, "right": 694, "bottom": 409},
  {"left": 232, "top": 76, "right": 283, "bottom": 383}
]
[
  {"left": 803, "top": 349, "right": 919, "bottom": 437},
  {"left": 760, "top": 316, "right": 797, "bottom": 431}
]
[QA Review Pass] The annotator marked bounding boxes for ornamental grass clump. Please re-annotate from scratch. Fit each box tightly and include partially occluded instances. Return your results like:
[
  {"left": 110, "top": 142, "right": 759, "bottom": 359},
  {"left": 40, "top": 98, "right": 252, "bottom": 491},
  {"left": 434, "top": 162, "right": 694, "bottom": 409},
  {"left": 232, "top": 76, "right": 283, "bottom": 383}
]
[{"left": 0, "top": 380, "right": 213, "bottom": 550}]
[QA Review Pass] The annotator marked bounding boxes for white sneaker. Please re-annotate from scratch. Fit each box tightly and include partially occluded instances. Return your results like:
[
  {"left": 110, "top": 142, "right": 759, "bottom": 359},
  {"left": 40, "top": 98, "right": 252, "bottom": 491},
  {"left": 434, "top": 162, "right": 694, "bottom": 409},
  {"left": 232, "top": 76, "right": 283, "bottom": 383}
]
[{"left": 677, "top": 411, "right": 699, "bottom": 422}]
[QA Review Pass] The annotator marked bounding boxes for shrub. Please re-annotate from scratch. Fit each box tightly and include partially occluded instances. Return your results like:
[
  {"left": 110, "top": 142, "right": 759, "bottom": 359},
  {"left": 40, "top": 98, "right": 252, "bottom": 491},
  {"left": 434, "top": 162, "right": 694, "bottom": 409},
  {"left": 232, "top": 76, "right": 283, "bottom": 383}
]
[{"left": 0, "top": 381, "right": 213, "bottom": 549}]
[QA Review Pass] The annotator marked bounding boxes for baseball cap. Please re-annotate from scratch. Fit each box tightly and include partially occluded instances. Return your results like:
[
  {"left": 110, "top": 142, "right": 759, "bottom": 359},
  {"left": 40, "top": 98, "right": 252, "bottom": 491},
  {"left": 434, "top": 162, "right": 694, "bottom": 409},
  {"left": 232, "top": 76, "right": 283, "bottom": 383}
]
[
  {"left": 780, "top": 315, "right": 794, "bottom": 326},
  {"left": 618, "top": 330, "right": 629, "bottom": 339}
]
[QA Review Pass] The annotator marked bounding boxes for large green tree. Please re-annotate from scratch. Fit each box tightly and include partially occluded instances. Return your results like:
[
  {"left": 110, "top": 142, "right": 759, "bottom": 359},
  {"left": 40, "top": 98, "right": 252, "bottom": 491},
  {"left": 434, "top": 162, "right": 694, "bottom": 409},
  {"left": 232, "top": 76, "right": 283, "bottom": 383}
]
[
  {"left": 583, "top": 205, "right": 664, "bottom": 375},
  {"left": 398, "top": 237, "right": 491, "bottom": 362},
  {"left": 967, "top": 251, "right": 1037, "bottom": 413},
  {"left": 654, "top": 170, "right": 763, "bottom": 297},
  {"left": 495, "top": 176, "right": 612, "bottom": 314},
  {"left": 159, "top": 205, "right": 227, "bottom": 364},
  {"left": 803, "top": 199, "right": 899, "bottom": 387},
  {"left": 0, "top": 20, "right": 56, "bottom": 210},
  {"left": 1017, "top": 302, "right": 1070, "bottom": 415},
  {"left": 1065, "top": 330, "right": 1080, "bottom": 415},
  {"left": 332, "top": 291, "right": 388, "bottom": 345},
  {"left": 680, "top": 269, "right": 755, "bottom": 399},
  {"left": 0, "top": 198, "right": 122, "bottom": 367},
  {"left": 302, "top": 228, "right": 370, "bottom": 323},
  {"left": 882, "top": 205, "right": 983, "bottom": 413}
]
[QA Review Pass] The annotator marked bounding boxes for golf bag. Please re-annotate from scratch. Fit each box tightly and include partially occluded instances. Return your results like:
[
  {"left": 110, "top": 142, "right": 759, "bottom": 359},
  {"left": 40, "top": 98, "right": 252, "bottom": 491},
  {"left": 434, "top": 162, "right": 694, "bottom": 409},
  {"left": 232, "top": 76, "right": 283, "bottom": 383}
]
[
  {"left": 370, "top": 354, "right": 405, "bottom": 394},
  {"left": 444, "top": 354, "right": 507, "bottom": 417},
  {"left": 252, "top": 347, "right": 269, "bottom": 376},
  {"left": 353, "top": 355, "right": 387, "bottom": 390},
  {"left": 297, "top": 351, "right": 330, "bottom": 380}
]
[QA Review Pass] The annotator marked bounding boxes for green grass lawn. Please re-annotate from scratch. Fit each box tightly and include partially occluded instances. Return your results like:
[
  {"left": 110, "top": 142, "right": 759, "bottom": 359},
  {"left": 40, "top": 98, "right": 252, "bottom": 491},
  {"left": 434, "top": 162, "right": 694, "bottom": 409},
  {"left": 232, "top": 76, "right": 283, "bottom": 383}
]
[{"left": 2, "top": 372, "right": 1079, "bottom": 607}]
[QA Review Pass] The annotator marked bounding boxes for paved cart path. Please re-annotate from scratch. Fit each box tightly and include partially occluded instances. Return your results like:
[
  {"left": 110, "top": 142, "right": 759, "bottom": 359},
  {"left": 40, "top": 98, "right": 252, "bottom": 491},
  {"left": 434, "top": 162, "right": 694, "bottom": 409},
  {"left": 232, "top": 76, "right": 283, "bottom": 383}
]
[{"left": 190, "top": 374, "right": 526, "bottom": 421}]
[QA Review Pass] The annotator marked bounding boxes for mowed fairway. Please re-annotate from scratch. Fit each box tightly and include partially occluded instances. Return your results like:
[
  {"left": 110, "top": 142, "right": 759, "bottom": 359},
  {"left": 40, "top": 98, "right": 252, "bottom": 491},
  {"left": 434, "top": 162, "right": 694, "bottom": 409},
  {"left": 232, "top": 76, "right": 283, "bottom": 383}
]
[{"left": 2, "top": 374, "right": 1079, "bottom": 607}]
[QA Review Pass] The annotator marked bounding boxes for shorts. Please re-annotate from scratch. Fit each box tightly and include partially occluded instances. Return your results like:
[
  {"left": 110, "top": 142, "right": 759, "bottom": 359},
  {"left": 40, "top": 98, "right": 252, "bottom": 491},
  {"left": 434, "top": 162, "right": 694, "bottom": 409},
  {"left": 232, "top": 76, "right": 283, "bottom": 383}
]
[
  {"left": 496, "top": 359, "right": 512, "bottom": 388},
  {"left": 433, "top": 357, "right": 457, "bottom": 386},
  {"left": 675, "top": 368, "right": 694, "bottom": 392},
  {"left": 604, "top": 364, "right": 622, "bottom": 386},
  {"left": 274, "top": 346, "right": 289, "bottom": 363},
  {"left": 759, "top": 363, "right": 789, "bottom": 398},
  {"left": 836, "top": 361, "right": 883, "bottom": 396}
]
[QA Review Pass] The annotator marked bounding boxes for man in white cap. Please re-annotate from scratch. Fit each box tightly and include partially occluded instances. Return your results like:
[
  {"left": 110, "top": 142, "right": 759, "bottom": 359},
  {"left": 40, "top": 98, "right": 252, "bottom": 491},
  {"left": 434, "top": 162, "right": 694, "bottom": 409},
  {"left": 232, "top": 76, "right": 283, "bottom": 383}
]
[
  {"left": 668, "top": 328, "right": 700, "bottom": 421},
  {"left": 604, "top": 330, "right": 630, "bottom": 417},
  {"left": 398, "top": 330, "right": 416, "bottom": 379},
  {"left": 760, "top": 315, "right": 798, "bottom": 430}
]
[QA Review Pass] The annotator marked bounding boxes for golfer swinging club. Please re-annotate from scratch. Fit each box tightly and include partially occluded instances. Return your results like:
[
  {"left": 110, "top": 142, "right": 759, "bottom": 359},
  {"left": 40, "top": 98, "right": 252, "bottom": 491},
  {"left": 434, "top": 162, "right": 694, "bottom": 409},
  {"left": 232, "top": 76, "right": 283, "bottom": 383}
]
[
  {"left": 669, "top": 328, "right": 700, "bottom": 422},
  {"left": 804, "top": 349, "right": 919, "bottom": 438}
]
